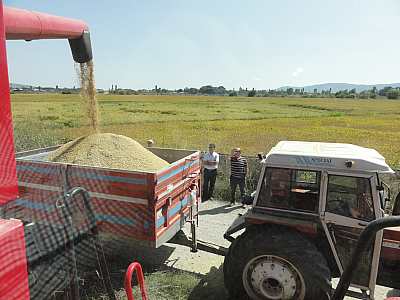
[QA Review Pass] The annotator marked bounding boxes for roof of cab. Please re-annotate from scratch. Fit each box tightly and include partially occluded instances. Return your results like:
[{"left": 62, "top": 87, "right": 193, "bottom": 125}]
[{"left": 265, "top": 141, "right": 394, "bottom": 174}]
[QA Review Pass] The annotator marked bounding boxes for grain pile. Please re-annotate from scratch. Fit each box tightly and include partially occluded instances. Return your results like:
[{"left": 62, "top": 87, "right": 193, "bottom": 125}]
[{"left": 48, "top": 133, "right": 169, "bottom": 172}]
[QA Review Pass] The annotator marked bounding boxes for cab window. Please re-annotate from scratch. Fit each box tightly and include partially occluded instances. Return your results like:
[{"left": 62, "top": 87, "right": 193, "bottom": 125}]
[
  {"left": 257, "top": 168, "right": 320, "bottom": 213},
  {"left": 326, "top": 175, "right": 374, "bottom": 221}
]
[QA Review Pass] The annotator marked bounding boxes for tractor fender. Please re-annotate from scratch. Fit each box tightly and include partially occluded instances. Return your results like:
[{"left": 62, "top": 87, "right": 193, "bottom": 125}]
[{"left": 223, "top": 212, "right": 248, "bottom": 243}]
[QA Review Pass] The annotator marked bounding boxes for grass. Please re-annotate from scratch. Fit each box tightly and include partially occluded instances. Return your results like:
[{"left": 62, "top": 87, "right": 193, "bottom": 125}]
[
  {"left": 123, "top": 266, "right": 227, "bottom": 300},
  {"left": 88, "top": 266, "right": 227, "bottom": 300},
  {"left": 121, "top": 270, "right": 201, "bottom": 300},
  {"left": 83, "top": 269, "right": 202, "bottom": 300},
  {"left": 11, "top": 93, "right": 400, "bottom": 167}
]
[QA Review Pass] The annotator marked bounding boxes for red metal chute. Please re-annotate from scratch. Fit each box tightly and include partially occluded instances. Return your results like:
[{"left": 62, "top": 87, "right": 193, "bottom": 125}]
[
  {"left": 3, "top": 6, "right": 92, "bottom": 63},
  {"left": 3, "top": 6, "right": 88, "bottom": 40}
]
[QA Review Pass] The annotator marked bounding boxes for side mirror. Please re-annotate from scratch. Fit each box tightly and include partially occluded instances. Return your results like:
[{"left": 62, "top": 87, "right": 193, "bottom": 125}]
[
  {"left": 384, "top": 197, "right": 392, "bottom": 212},
  {"left": 378, "top": 182, "right": 392, "bottom": 212}
]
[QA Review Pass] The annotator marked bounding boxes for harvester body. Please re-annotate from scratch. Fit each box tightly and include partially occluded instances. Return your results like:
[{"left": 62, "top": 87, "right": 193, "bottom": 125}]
[
  {"left": 224, "top": 141, "right": 400, "bottom": 300},
  {"left": 0, "top": 2, "right": 96, "bottom": 299},
  {"left": 0, "top": 3, "right": 92, "bottom": 205}
]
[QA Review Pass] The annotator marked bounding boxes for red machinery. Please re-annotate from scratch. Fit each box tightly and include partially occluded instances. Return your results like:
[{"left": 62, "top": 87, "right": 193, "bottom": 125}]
[
  {"left": 0, "top": 4, "right": 92, "bottom": 205},
  {"left": 0, "top": 2, "right": 92, "bottom": 299},
  {"left": 0, "top": 219, "right": 29, "bottom": 299}
]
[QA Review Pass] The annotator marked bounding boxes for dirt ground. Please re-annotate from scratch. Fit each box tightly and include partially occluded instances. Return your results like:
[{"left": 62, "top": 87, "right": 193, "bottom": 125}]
[{"left": 110, "top": 200, "right": 400, "bottom": 300}]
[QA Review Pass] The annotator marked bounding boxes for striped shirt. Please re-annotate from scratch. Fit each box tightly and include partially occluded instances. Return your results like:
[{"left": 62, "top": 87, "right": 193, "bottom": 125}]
[{"left": 230, "top": 156, "right": 247, "bottom": 178}]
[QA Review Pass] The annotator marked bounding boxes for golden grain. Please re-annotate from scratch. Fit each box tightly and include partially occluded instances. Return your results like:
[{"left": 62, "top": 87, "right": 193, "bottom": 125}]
[{"left": 48, "top": 133, "right": 169, "bottom": 172}]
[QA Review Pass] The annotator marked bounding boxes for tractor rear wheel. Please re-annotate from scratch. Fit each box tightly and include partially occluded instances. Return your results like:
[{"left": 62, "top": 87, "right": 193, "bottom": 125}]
[{"left": 223, "top": 225, "right": 331, "bottom": 300}]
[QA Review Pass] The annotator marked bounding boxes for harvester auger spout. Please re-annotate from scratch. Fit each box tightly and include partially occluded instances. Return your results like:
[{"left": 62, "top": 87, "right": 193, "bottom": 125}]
[{"left": 3, "top": 6, "right": 92, "bottom": 63}]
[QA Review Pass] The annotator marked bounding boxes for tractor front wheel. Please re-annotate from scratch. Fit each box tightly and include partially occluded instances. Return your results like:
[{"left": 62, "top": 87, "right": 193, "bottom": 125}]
[{"left": 224, "top": 225, "right": 331, "bottom": 300}]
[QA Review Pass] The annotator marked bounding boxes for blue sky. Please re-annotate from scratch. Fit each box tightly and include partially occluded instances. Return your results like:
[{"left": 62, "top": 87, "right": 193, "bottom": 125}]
[{"left": 4, "top": 0, "right": 400, "bottom": 90}]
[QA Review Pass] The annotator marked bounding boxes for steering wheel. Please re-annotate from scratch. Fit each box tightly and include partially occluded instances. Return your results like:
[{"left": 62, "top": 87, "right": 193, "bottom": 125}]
[{"left": 327, "top": 198, "right": 351, "bottom": 216}]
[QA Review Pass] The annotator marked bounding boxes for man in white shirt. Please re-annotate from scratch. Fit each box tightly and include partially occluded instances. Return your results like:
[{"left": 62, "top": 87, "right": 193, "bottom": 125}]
[{"left": 202, "top": 143, "right": 219, "bottom": 202}]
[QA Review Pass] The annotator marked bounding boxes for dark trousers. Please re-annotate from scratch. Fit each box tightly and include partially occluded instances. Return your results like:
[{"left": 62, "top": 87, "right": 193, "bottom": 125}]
[
  {"left": 230, "top": 176, "right": 245, "bottom": 204},
  {"left": 203, "top": 169, "right": 217, "bottom": 201}
]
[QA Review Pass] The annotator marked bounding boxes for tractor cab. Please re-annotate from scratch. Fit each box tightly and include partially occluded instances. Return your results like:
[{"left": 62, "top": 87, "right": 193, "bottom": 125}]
[
  {"left": 254, "top": 141, "right": 393, "bottom": 215},
  {"left": 224, "top": 141, "right": 399, "bottom": 300}
]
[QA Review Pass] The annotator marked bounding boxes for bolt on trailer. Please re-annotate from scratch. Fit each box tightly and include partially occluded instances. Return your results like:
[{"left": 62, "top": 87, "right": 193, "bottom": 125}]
[{"left": 224, "top": 141, "right": 400, "bottom": 300}]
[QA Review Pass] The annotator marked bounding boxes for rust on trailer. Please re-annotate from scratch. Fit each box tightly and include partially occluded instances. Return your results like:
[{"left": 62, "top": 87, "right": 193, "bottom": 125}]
[{"left": 8, "top": 146, "right": 201, "bottom": 248}]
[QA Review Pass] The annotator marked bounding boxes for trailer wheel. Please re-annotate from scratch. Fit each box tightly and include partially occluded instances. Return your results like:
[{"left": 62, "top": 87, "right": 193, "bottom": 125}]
[{"left": 224, "top": 226, "right": 331, "bottom": 300}]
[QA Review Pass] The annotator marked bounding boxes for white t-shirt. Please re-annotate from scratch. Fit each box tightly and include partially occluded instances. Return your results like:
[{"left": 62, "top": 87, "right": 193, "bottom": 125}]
[{"left": 203, "top": 151, "right": 219, "bottom": 170}]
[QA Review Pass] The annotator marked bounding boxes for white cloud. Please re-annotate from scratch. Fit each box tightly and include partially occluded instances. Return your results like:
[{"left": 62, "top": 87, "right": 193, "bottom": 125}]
[
  {"left": 253, "top": 77, "right": 262, "bottom": 81},
  {"left": 292, "top": 67, "right": 304, "bottom": 77}
]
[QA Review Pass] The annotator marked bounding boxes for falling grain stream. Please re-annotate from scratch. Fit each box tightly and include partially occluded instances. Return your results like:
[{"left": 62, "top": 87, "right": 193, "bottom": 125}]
[
  {"left": 78, "top": 60, "right": 99, "bottom": 132},
  {"left": 50, "top": 62, "right": 170, "bottom": 171}
]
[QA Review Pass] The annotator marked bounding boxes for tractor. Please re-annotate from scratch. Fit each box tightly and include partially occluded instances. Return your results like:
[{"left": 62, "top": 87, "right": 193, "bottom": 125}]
[{"left": 223, "top": 141, "right": 400, "bottom": 300}]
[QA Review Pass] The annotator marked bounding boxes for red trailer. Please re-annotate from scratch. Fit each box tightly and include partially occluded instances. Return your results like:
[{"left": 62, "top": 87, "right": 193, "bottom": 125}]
[{"left": 10, "top": 146, "right": 201, "bottom": 248}]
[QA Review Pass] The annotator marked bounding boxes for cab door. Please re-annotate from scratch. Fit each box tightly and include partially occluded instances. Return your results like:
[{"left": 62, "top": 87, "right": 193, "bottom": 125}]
[{"left": 320, "top": 172, "right": 383, "bottom": 296}]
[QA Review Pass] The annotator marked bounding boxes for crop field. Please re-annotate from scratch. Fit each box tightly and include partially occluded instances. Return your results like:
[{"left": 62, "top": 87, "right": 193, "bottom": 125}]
[{"left": 11, "top": 93, "right": 400, "bottom": 168}]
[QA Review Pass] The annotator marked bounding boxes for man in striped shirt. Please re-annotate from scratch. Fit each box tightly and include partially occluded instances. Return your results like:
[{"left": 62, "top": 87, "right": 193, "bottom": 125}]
[{"left": 230, "top": 148, "right": 247, "bottom": 206}]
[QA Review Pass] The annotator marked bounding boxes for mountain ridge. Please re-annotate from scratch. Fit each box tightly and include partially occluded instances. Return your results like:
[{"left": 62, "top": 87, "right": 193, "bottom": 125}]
[{"left": 278, "top": 82, "right": 400, "bottom": 93}]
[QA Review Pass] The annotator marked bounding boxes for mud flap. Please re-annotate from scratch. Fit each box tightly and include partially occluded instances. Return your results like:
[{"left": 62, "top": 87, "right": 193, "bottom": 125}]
[{"left": 223, "top": 213, "right": 247, "bottom": 243}]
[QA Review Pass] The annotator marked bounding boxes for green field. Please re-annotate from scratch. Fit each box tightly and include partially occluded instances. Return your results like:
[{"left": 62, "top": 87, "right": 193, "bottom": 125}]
[{"left": 11, "top": 93, "right": 400, "bottom": 168}]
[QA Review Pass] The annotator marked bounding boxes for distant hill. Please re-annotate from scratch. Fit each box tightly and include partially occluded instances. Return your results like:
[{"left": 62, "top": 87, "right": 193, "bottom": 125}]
[
  {"left": 278, "top": 83, "right": 400, "bottom": 93},
  {"left": 10, "top": 83, "right": 32, "bottom": 89}
]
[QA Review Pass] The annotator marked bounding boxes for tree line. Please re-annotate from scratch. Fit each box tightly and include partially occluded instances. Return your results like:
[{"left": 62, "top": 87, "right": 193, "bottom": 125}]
[
  {"left": 132, "top": 85, "right": 400, "bottom": 99},
  {"left": 16, "top": 82, "right": 398, "bottom": 100}
]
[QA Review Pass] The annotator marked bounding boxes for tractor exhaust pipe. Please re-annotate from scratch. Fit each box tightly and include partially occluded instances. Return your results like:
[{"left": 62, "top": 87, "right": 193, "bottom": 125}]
[{"left": 3, "top": 6, "right": 92, "bottom": 63}]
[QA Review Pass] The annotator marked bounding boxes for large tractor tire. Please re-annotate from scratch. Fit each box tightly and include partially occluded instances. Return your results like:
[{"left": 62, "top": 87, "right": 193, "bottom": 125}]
[{"left": 224, "top": 225, "right": 331, "bottom": 300}]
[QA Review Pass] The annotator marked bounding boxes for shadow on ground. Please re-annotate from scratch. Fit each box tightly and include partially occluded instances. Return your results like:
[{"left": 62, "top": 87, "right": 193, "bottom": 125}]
[
  {"left": 98, "top": 241, "right": 230, "bottom": 300},
  {"left": 188, "top": 264, "right": 229, "bottom": 300},
  {"left": 82, "top": 242, "right": 179, "bottom": 299},
  {"left": 199, "top": 203, "right": 244, "bottom": 216},
  {"left": 106, "top": 259, "right": 230, "bottom": 300}
]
